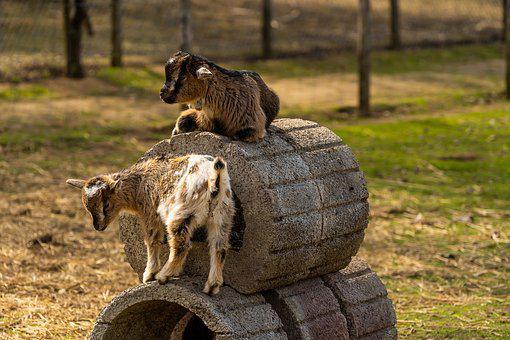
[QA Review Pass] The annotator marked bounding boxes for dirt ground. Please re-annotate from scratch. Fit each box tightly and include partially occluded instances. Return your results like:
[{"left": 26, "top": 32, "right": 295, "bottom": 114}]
[{"left": 1, "top": 46, "right": 509, "bottom": 338}]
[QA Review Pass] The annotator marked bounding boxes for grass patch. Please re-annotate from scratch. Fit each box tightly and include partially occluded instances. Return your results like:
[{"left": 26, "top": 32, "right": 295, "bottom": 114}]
[
  {"left": 333, "top": 105, "right": 510, "bottom": 337},
  {"left": 0, "top": 43, "right": 508, "bottom": 338},
  {"left": 95, "top": 44, "right": 502, "bottom": 94},
  {"left": 0, "top": 85, "right": 52, "bottom": 101},
  {"left": 335, "top": 108, "right": 510, "bottom": 209},
  {"left": 97, "top": 67, "right": 161, "bottom": 94},
  {"left": 236, "top": 44, "right": 502, "bottom": 79},
  {"left": 400, "top": 298, "right": 510, "bottom": 338}
]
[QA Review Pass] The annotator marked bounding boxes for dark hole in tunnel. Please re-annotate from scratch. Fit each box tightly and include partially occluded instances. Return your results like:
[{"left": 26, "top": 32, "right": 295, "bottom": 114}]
[
  {"left": 103, "top": 300, "right": 214, "bottom": 339},
  {"left": 182, "top": 315, "right": 214, "bottom": 340},
  {"left": 190, "top": 191, "right": 246, "bottom": 251}
]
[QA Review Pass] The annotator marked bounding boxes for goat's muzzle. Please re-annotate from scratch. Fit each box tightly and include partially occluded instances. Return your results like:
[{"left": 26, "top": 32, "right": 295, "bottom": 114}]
[
  {"left": 92, "top": 216, "right": 108, "bottom": 231},
  {"left": 160, "top": 85, "right": 176, "bottom": 104}
]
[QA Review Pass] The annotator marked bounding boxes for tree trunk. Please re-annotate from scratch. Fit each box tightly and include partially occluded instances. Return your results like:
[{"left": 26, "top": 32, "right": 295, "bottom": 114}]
[
  {"left": 180, "top": 0, "right": 192, "bottom": 52},
  {"left": 358, "top": 0, "right": 371, "bottom": 116},
  {"left": 63, "top": 0, "right": 72, "bottom": 76},
  {"left": 262, "top": 0, "right": 272, "bottom": 59},
  {"left": 389, "top": 0, "right": 401, "bottom": 49},
  {"left": 505, "top": 0, "right": 510, "bottom": 98},
  {"left": 111, "top": 0, "right": 122, "bottom": 67},
  {"left": 66, "top": 0, "right": 89, "bottom": 78},
  {"left": 504, "top": 0, "right": 508, "bottom": 42}
]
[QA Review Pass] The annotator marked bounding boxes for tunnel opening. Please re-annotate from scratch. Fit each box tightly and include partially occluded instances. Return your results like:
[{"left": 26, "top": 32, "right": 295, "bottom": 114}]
[
  {"left": 102, "top": 300, "right": 214, "bottom": 339},
  {"left": 182, "top": 314, "right": 214, "bottom": 339}
]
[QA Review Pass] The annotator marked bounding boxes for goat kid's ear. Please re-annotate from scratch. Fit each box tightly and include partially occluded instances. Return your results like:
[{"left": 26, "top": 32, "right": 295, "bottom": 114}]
[
  {"left": 196, "top": 66, "right": 213, "bottom": 80},
  {"left": 175, "top": 50, "right": 189, "bottom": 57},
  {"left": 66, "top": 179, "right": 86, "bottom": 189}
]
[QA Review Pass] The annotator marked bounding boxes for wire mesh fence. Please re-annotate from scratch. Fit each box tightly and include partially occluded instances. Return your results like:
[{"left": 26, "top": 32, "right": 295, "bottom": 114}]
[{"left": 0, "top": 0, "right": 505, "bottom": 79}]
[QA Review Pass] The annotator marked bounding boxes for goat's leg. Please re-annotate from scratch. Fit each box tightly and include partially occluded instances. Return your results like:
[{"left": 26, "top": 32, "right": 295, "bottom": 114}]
[
  {"left": 203, "top": 221, "right": 231, "bottom": 295},
  {"left": 233, "top": 109, "right": 267, "bottom": 142},
  {"left": 172, "top": 109, "right": 213, "bottom": 136},
  {"left": 156, "top": 216, "right": 193, "bottom": 285},
  {"left": 233, "top": 127, "right": 266, "bottom": 142},
  {"left": 142, "top": 228, "right": 164, "bottom": 283}
]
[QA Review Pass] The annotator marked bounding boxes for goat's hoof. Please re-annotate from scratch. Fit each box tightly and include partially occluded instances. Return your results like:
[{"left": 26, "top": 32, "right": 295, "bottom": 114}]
[
  {"left": 157, "top": 277, "right": 169, "bottom": 285},
  {"left": 142, "top": 272, "right": 157, "bottom": 283},
  {"left": 155, "top": 273, "right": 169, "bottom": 285},
  {"left": 203, "top": 282, "right": 221, "bottom": 295}
]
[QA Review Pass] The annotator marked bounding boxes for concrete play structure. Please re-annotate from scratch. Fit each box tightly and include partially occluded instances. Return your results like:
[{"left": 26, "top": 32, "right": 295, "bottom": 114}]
[{"left": 89, "top": 119, "right": 397, "bottom": 339}]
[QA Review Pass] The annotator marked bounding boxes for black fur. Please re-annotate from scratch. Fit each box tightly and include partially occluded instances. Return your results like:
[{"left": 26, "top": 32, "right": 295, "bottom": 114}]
[
  {"left": 163, "top": 54, "right": 191, "bottom": 103},
  {"left": 177, "top": 113, "right": 198, "bottom": 132},
  {"left": 211, "top": 118, "right": 228, "bottom": 135},
  {"left": 189, "top": 53, "right": 255, "bottom": 78},
  {"left": 213, "top": 158, "right": 225, "bottom": 170},
  {"left": 211, "top": 175, "right": 220, "bottom": 198},
  {"left": 234, "top": 128, "right": 256, "bottom": 141},
  {"left": 220, "top": 249, "right": 227, "bottom": 262},
  {"left": 173, "top": 56, "right": 190, "bottom": 94}
]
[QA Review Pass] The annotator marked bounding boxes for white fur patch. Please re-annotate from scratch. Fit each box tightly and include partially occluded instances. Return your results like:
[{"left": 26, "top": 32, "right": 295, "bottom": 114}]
[
  {"left": 85, "top": 183, "right": 106, "bottom": 197},
  {"left": 184, "top": 155, "right": 214, "bottom": 199}
]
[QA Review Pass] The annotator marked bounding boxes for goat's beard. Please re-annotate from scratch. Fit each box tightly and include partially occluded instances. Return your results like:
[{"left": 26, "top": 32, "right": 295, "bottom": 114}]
[
  {"left": 92, "top": 212, "right": 115, "bottom": 231},
  {"left": 93, "top": 219, "right": 108, "bottom": 231},
  {"left": 162, "top": 96, "right": 177, "bottom": 104},
  {"left": 160, "top": 90, "right": 178, "bottom": 104}
]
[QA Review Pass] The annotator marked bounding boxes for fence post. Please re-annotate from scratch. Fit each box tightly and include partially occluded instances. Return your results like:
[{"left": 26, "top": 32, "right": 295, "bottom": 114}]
[
  {"left": 65, "top": 0, "right": 91, "bottom": 78},
  {"left": 111, "top": 0, "right": 122, "bottom": 67},
  {"left": 180, "top": 0, "right": 192, "bottom": 51},
  {"left": 63, "top": 0, "right": 72, "bottom": 76},
  {"left": 262, "top": 0, "right": 272, "bottom": 58},
  {"left": 390, "top": 0, "right": 401, "bottom": 49},
  {"left": 358, "top": 0, "right": 371, "bottom": 116},
  {"left": 505, "top": 0, "right": 510, "bottom": 99},
  {"left": 504, "top": 0, "right": 508, "bottom": 42}
]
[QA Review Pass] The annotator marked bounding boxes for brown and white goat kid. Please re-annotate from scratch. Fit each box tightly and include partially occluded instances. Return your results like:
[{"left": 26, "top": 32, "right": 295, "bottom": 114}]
[
  {"left": 160, "top": 51, "right": 280, "bottom": 142},
  {"left": 66, "top": 155, "right": 234, "bottom": 295}
]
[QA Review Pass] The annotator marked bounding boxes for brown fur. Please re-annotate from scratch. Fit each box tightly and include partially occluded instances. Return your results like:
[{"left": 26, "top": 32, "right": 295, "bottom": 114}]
[
  {"left": 66, "top": 154, "right": 234, "bottom": 295},
  {"left": 160, "top": 51, "right": 280, "bottom": 142}
]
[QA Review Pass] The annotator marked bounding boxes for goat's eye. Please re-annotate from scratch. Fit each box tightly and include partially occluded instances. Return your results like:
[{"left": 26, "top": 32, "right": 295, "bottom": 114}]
[{"left": 103, "top": 201, "right": 110, "bottom": 212}]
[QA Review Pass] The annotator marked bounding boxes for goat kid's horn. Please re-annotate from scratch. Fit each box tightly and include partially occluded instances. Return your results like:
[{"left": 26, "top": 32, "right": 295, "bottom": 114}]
[
  {"left": 196, "top": 67, "right": 213, "bottom": 79},
  {"left": 66, "top": 179, "right": 86, "bottom": 189}
]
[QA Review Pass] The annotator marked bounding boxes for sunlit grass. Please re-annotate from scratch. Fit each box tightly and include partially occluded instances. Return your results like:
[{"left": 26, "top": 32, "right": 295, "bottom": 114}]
[
  {"left": 0, "top": 43, "right": 508, "bottom": 338},
  {"left": 0, "top": 84, "right": 52, "bottom": 101}
]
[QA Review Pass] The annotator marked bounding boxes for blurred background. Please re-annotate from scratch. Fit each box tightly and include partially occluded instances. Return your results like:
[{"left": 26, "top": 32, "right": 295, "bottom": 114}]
[
  {"left": 0, "top": 0, "right": 509, "bottom": 338},
  {"left": 0, "top": 0, "right": 505, "bottom": 75}
]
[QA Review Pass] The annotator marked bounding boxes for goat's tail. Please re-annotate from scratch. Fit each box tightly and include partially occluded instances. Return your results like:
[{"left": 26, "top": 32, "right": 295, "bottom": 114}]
[{"left": 210, "top": 157, "right": 228, "bottom": 197}]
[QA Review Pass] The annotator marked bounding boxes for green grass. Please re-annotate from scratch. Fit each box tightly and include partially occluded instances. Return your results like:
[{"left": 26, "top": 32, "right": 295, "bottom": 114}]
[
  {"left": 336, "top": 109, "right": 510, "bottom": 210},
  {"left": 0, "top": 85, "right": 52, "bottom": 101},
  {"left": 237, "top": 44, "right": 503, "bottom": 79},
  {"left": 97, "top": 67, "right": 161, "bottom": 93},
  {"left": 334, "top": 107, "right": 510, "bottom": 337},
  {"left": 401, "top": 299, "right": 510, "bottom": 338},
  {"left": 95, "top": 44, "right": 504, "bottom": 124},
  {"left": 1, "top": 43, "right": 508, "bottom": 338},
  {"left": 97, "top": 44, "right": 502, "bottom": 90}
]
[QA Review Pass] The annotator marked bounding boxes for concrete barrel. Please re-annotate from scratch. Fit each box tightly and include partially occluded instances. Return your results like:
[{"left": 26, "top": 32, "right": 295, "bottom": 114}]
[
  {"left": 119, "top": 118, "right": 369, "bottom": 294},
  {"left": 90, "top": 257, "right": 396, "bottom": 339}
]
